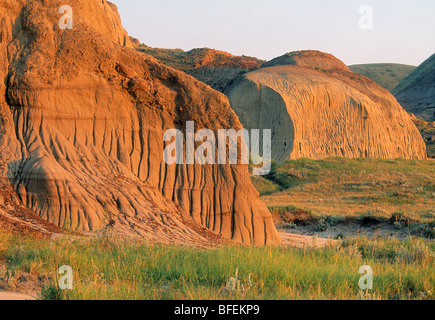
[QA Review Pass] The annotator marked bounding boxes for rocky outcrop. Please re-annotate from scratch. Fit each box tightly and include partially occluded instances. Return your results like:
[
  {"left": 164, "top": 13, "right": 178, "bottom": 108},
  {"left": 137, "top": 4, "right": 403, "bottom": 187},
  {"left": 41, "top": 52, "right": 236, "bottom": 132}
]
[
  {"left": 0, "top": 0, "right": 280, "bottom": 245},
  {"left": 226, "top": 51, "right": 427, "bottom": 163},
  {"left": 392, "top": 54, "right": 435, "bottom": 122},
  {"left": 137, "top": 46, "right": 264, "bottom": 92}
]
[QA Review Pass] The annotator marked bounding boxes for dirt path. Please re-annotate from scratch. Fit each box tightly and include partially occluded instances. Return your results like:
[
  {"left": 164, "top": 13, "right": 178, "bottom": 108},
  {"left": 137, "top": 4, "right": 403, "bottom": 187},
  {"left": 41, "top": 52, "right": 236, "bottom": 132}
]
[
  {"left": 0, "top": 291, "right": 37, "bottom": 300},
  {"left": 279, "top": 232, "right": 337, "bottom": 248}
]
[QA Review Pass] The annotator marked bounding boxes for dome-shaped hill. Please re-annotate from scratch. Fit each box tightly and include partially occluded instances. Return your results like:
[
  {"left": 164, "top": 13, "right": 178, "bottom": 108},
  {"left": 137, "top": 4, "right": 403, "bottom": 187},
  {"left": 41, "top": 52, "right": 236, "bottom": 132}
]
[
  {"left": 261, "top": 50, "right": 351, "bottom": 72},
  {"left": 226, "top": 51, "right": 426, "bottom": 162}
]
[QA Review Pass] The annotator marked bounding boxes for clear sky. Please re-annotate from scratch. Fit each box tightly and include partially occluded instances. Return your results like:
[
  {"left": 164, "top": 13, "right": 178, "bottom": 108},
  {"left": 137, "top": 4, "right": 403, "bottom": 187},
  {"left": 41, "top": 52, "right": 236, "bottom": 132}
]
[{"left": 111, "top": 0, "right": 435, "bottom": 66}]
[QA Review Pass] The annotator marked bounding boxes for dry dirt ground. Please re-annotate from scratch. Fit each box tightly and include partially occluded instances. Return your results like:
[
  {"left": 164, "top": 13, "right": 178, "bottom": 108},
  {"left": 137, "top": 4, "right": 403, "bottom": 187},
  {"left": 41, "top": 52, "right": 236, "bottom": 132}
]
[
  {"left": 280, "top": 222, "right": 415, "bottom": 243},
  {"left": 279, "top": 232, "right": 337, "bottom": 248},
  {"left": 275, "top": 215, "right": 420, "bottom": 241},
  {"left": 0, "top": 292, "right": 36, "bottom": 300}
]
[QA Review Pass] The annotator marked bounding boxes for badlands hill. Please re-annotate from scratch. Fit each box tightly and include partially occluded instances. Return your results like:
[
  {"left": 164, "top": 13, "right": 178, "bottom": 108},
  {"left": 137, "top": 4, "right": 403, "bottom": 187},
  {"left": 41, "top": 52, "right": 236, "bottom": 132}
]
[
  {"left": 349, "top": 64, "right": 416, "bottom": 92},
  {"left": 137, "top": 45, "right": 264, "bottom": 92},
  {"left": 392, "top": 54, "right": 435, "bottom": 122},
  {"left": 225, "top": 51, "right": 426, "bottom": 163},
  {"left": 0, "top": 0, "right": 280, "bottom": 245}
]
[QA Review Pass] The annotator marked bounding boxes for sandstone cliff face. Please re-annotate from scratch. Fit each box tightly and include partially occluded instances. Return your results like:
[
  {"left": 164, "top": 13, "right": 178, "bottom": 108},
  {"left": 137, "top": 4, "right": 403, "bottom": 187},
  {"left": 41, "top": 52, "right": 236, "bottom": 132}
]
[
  {"left": 0, "top": 0, "right": 280, "bottom": 245},
  {"left": 226, "top": 51, "right": 427, "bottom": 163},
  {"left": 392, "top": 54, "right": 435, "bottom": 122}
]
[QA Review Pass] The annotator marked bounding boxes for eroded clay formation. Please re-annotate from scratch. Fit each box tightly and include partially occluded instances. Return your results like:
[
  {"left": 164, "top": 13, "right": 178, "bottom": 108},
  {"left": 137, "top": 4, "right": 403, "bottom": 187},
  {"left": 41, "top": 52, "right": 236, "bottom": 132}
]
[
  {"left": 226, "top": 51, "right": 426, "bottom": 163},
  {"left": 0, "top": 0, "right": 280, "bottom": 245}
]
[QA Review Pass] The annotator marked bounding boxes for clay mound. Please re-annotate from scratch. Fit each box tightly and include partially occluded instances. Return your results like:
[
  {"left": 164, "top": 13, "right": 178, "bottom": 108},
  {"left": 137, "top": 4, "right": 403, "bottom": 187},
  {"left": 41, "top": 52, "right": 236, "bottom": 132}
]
[
  {"left": 225, "top": 51, "right": 426, "bottom": 162},
  {"left": 392, "top": 54, "right": 435, "bottom": 121},
  {"left": 261, "top": 50, "right": 351, "bottom": 72},
  {"left": 0, "top": 0, "right": 280, "bottom": 246},
  {"left": 137, "top": 45, "right": 264, "bottom": 92}
]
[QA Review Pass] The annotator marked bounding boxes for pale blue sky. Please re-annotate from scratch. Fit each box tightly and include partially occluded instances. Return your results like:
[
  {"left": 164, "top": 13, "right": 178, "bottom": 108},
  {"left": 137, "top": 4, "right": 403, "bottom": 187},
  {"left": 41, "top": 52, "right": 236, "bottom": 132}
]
[{"left": 111, "top": 0, "right": 435, "bottom": 66}]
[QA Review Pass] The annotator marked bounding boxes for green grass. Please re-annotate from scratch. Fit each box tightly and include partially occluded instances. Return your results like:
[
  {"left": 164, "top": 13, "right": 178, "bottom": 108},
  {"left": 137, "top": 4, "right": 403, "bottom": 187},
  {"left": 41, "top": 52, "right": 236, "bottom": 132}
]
[
  {"left": 1, "top": 158, "right": 433, "bottom": 300},
  {"left": 264, "top": 157, "right": 434, "bottom": 190},
  {"left": 250, "top": 176, "right": 281, "bottom": 196},
  {"left": 268, "top": 205, "right": 298, "bottom": 215},
  {"left": 264, "top": 159, "right": 322, "bottom": 189},
  {"left": 0, "top": 232, "right": 434, "bottom": 300},
  {"left": 260, "top": 158, "right": 435, "bottom": 221}
]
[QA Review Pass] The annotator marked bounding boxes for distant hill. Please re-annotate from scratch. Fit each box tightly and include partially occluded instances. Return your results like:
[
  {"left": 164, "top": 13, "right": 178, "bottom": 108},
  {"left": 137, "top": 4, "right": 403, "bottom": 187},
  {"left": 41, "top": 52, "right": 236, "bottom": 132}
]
[
  {"left": 349, "top": 63, "right": 416, "bottom": 91},
  {"left": 392, "top": 54, "right": 435, "bottom": 122},
  {"left": 137, "top": 45, "right": 264, "bottom": 92}
]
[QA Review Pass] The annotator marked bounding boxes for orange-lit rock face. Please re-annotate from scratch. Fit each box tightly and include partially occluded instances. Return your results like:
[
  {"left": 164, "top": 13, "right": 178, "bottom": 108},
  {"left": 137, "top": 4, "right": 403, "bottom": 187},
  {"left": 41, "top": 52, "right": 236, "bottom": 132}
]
[
  {"left": 226, "top": 51, "right": 427, "bottom": 163},
  {"left": 0, "top": 0, "right": 280, "bottom": 245}
]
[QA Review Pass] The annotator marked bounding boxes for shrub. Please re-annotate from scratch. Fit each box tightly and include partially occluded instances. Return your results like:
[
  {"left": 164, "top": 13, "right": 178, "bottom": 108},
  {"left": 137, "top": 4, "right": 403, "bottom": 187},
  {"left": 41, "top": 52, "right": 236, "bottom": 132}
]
[
  {"left": 317, "top": 215, "right": 344, "bottom": 231},
  {"left": 41, "top": 284, "right": 64, "bottom": 300},
  {"left": 281, "top": 222, "right": 297, "bottom": 230}
]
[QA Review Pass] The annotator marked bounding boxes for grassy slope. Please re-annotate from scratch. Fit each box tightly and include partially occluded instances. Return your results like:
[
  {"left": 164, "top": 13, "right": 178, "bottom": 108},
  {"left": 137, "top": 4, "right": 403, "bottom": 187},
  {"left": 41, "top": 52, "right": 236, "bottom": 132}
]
[
  {"left": 349, "top": 64, "right": 416, "bottom": 91},
  {"left": 0, "top": 232, "right": 434, "bottom": 300},
  {"left": 254, "top": 158, "right": 435, "bottom": 222},
  {"left": 137, "top": 45, "right": 264, "bottom": 72}
]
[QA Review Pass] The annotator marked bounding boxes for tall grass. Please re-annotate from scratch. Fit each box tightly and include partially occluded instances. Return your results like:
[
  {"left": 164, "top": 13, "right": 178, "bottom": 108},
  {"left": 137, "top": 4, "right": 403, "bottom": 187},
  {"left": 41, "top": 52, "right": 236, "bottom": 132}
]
[{"left": 0, "top": 232, "right": 433, "bottom": 300}]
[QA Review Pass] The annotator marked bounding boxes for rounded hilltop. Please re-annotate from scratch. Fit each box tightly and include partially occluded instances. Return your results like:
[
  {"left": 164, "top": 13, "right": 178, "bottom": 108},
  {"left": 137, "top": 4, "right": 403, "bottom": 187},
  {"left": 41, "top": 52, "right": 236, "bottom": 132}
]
[
  {"left": 226, "top": 50, "right": 426, "bottom": 162},
  {"left": 261, "top": 50, "right": 351, "bottom": 72}
]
